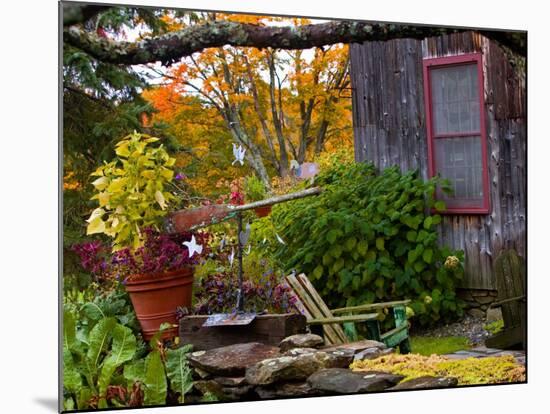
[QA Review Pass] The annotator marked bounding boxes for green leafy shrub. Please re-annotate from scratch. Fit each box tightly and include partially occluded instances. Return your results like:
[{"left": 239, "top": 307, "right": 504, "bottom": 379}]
[{"left": 266, "top": 156, "right": 465, "bottom": 326}]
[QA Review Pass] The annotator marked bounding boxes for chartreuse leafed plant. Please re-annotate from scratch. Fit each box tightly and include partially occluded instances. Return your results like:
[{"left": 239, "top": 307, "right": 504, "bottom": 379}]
[
  {"left": 263, "top": 153, "right": 466, "bottom": 326},
  {"left": 86, "top": 132, "right": 177, "bottom": 251},
  {"left": 351, "top": 354, "right": 526, "bottom": 385}
]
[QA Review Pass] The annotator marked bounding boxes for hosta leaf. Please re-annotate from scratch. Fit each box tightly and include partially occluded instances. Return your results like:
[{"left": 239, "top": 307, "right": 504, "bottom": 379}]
[
  {"left": 422, "top": 248, "right": 433, "bottom": 264},
  {"left": 434, "top": 200, "right": 446, "bottom": 211},
  {"left": 423, "top": 216, "right": 433, "bottom": 230},
  {"left": 357, "top": 240, "right": 368, "bottom": 256},
  {"left": 144, "top": 351, "right": 167, "bottom": 406},
  {"left": 313, "top": 265, "right": 324, "bottom": 280},
  {"left": 165, "top": 346, "right": 194, "bottom": 403},
  {"left": 326, "top": 229, "right": 338, "bottom": 244}
]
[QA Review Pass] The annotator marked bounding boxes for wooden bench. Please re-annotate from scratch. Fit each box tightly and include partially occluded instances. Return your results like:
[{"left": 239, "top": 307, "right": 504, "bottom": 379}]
[
  {"left": 285, "top": 272, "right": 411, "bottom": 353},
  {"left": 485, "top": 249, "right": 526, "bottom": 350}
]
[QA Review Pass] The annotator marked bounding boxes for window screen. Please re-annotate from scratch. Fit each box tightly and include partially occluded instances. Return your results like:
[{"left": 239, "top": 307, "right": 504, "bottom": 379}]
[{"left": 424, "top": 56, "right": 489, "bottom": 213}]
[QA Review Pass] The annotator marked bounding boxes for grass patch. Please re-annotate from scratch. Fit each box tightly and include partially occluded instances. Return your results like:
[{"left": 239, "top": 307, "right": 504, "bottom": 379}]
[
  {"left": 351, "top": 354, "right": 525, "bottom": 385},
  {"left": 410, "top": 336, "right": 470, "bottom": 356}
]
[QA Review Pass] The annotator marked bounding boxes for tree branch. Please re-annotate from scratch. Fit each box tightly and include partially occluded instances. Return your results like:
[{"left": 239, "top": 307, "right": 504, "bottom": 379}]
[{"left": 64, "top": 20, "right": 526, "bottom": 66}]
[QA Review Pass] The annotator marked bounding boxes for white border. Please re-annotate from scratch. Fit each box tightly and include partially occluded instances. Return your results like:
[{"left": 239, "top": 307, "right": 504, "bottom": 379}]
[{"left": 1, "top": 0, "right": 547, "bottom": 413}]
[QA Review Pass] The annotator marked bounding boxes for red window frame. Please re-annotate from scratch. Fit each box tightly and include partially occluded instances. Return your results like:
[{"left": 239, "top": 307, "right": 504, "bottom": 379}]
[{"left": 423, "top": 53, "right": 490, "bottom": 214}]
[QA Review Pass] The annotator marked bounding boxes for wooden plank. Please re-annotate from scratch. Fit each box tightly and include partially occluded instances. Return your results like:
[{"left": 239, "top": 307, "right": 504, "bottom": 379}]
[
  {"left": 295, "top": 273, "right": 348, "bottom": 343},
  {"left": 178, "top": 313, "right": 306, "bottom": 351},
  {"left": 331, "top": 300, "right": 411, "bottom": 314},
  {"left": 308, "top": 313, "right": 379, "bottom": 325},
  {"left": 284, "top": 274, "right": 342, "bottom": 345},
  {"left": 380, "top": 325, "right": 409, "bottom": 348}
]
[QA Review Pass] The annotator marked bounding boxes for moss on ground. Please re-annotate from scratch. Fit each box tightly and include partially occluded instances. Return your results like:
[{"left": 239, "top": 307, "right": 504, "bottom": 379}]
[
  {"left": 409, "top": 336, "right": 470, "bottom": 356},
  {"left": 351, "top": 353, "right": 525, "bottom": 385}
]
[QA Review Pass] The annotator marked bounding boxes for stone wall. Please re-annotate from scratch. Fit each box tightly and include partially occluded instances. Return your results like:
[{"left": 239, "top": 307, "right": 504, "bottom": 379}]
[{"left": 457, "top": 288, "right": 498, "bottom": 318}]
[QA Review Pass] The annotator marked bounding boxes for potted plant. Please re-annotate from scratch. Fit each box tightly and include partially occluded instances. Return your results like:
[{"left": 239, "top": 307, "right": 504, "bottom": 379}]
[
  {"left": 83, "top": 132, "right": 208, "bottom": 339},
  {"left": 244, "top": 174, "right": 271, "bottom": 217}
]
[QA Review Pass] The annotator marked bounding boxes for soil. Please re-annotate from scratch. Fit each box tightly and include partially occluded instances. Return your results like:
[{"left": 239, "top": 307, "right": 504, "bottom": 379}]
[{"left": 410, "top": 315, "right": 491, "bottom": 345}]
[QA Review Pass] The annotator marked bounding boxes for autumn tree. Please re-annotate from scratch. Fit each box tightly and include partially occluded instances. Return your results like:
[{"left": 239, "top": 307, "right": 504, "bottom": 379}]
[{"left": 142, "top": 13, "right": 352, "bottom": 188}]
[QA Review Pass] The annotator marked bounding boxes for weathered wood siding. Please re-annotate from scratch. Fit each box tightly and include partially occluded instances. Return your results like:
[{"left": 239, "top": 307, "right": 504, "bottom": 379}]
[{"left": 350, "top": 32, "right": 526, "bottom": 289}]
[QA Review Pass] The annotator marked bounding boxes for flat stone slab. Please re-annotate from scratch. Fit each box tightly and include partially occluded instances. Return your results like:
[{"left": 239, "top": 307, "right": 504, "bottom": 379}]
[
  {"left": 279, "top": 333, "right": 324, "bottom": 352},
  {"left": 354, "top": 347, "right": 394, "bottom": 362},
  {"left": 212, "top": 376, "right": 247, "bottom": 387},
  {"left": 390, "top": 376, "right": 458, "bottom": 390},
  {"left": 246, "top": 350, "right": 351, "bottom": 386},
  {"left": 308, "top": 368, "right": 403, "bottom": 394},
  {"left": 193, "top": 380, "right": 254, "bottom": 401},
  {"left": 255, "top": 382, "right": 323, "bottom": 399},
  {"left": 189, "top": 342, "right": 280, "bottom": 376},
  {"left": 322, "top": 339, "right": 387, "bottom": 354}
]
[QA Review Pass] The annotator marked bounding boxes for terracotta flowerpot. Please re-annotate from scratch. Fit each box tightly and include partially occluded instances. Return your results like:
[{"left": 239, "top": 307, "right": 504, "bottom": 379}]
[
  {"left": 125, "top": 267, "right": 194, "bottom": 340},
  {"left": 254, "top": 205, "right": 272, "bottom": 218}
]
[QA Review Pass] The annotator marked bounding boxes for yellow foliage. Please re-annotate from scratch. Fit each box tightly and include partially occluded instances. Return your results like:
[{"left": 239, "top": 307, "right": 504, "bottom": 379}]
[{"left": 351, "top": 353, "right": 526, "bottom": 385}]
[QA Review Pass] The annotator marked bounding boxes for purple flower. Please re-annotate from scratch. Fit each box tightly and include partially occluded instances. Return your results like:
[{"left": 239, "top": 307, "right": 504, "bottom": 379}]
[{"left": 175, "top": 173, "right": 186, "bottom": 181}]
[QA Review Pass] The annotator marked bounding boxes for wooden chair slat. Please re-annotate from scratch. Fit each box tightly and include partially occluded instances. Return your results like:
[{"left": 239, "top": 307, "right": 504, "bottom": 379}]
[{"left": 295, "top": 273, "right": 348, "bottom": 343}]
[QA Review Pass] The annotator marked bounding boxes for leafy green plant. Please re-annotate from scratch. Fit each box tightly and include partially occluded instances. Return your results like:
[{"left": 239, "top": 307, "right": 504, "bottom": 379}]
[
  {"left": 264, "top": 155, "right": 465, "bottom": 326},
  {"left": 63, "top": 310, "right": 139, "bottom": 410},
  {"left": 244, "top": 174, "right": 268, "bottom": 202},
  {"left": 484, "top": 319, "right": 504, "bottom": 335},
  {"left": 63, "top": 290, "right": 195, "bottom": 410},
  {"left": 86, "top": 132, "right": 177, "bottom": 251}
]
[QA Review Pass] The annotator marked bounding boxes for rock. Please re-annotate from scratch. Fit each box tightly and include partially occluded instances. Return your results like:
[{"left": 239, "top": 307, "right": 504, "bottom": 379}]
[
  {"left": 192, "top": 367, "right": 212, "bottom": 379},
  {"left": 467, "top": 308, "right": 486, "bottom": 319},
  {"left": 193, "top": 380, "right": 254, "bottom": 401},
  {"left": 279, "top": 334, "right": 324, "bottom": 352},
  {"left": 193, "top": 380, "right": 225, "bottom": 400},
  {"left": 255, "top": 382, "right": 323, "bottom": 399},
  {"left": 308, "top": 368, "right": 403, "bottom": 394},
  {"left": 322, "top": 339, "right": 387, "bottom": 354},
  {"left": 486, "top": 307, "right": 503, "bottom": 323},
  {"left": 325, "top": 349, "right": 356, "bottom": 368},
  {"left": 390, "top": 376, "right": 458, "bottom": 390},
  {"left": 473, "top": 295, "right": 494, "bottom": 305},
  {"left": 221, "top": 385, "right": 254, "bottom": 401},
  {"left": 212, "top": 376, "right": 247, "bottom": 387},
  {"left": 353, "top": 347, "right": 394, "bottom": 362},
  {"left": 283, "top": 347, "right": 319, "bottom": 356},
  {"left": 189, "top": 343, "right": 280, "bottom": 376},
  {"left": 246, "top": 351, "right": 345, "bottom": 385}
]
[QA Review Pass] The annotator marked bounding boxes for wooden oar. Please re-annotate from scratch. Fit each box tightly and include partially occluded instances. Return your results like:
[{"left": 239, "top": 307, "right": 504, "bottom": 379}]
[{"left": 164, "top": 187, "right": 322, "bottom": 233}]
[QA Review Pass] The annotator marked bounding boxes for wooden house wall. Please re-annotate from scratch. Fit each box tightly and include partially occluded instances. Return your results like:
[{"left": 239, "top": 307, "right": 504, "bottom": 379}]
[{"left": 350, "top": 32, "right": 526, "bottom": 290}]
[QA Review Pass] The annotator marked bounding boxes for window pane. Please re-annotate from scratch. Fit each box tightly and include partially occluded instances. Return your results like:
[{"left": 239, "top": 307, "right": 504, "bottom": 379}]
[
  {"left": 434, "top": 136, "right": 484, "bottom": 209},
  {"left": 431, "top": 64, "right": 479, "bottom": 134}
]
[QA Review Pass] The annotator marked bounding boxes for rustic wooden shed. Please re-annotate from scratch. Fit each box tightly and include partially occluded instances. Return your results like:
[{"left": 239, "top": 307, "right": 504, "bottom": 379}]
[{"left": 349, "top": 31, "right": 526, "bottom": 296}]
